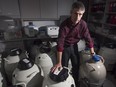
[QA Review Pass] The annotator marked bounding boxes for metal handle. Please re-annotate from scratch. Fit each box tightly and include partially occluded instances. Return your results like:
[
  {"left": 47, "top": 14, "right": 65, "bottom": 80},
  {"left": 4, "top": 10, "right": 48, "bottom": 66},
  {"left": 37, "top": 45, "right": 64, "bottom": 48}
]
[
  {"left": 27, "top": 71, "right": 38, "bottom": 79},
  {"left": 98, "top": 55, "right": 105, "bottom": 63},
  {"left": 4, "top": 58, "right": 9, "bottom": 62},
  {"left": 87, "top": 63, "right": 95, "bottom": 72},
  {"left": 16, "top": 82, "right": 26, "bottom": 87}
]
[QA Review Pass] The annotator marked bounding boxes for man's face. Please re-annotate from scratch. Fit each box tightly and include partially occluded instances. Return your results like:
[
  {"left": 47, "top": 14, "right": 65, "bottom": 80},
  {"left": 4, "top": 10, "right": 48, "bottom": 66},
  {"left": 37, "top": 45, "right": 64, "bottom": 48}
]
[{"left": 71, "top": 8, "right": 85, "bottom": 23}]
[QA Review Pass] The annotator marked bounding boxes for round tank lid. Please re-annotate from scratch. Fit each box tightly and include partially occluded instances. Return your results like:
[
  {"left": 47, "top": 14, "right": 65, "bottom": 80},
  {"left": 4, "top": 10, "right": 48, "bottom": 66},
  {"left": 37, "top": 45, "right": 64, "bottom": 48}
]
[{"left": 17, "top": 58, "right": 34, "bottom": 70}]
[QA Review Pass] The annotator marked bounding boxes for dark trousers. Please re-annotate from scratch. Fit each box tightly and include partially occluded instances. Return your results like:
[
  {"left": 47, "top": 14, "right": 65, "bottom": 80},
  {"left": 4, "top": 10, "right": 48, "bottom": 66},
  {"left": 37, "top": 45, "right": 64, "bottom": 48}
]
[{"left": 62, "top": 44, "right": 80, "bottom": 86}]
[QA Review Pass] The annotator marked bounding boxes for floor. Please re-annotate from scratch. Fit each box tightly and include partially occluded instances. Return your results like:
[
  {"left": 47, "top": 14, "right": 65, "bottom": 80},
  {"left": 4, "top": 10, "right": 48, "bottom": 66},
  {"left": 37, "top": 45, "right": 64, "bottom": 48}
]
[
  {"left": 105, "top": 72, "right": 116, "bottom": 87},
  {"left": 79, "top": 71, "right": 116, "bottom": 87}
]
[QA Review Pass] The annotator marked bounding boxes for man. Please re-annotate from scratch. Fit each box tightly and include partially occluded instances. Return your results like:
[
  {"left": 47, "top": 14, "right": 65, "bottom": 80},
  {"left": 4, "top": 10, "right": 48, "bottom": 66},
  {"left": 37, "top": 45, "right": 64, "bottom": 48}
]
[{"left": 51, "top": 1, "right": 95, "bottom": 87}]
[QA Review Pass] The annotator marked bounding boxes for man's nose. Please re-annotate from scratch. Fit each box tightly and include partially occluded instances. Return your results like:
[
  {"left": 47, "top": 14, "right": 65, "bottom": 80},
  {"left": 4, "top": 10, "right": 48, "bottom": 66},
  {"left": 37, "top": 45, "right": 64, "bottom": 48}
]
[{"left": 76, "top": 14, "right": 80, "bottom": 18}]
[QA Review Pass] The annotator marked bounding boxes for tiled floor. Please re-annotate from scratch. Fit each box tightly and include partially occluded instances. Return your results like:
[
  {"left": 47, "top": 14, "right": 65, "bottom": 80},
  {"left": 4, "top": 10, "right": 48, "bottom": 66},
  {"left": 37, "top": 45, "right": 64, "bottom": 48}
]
[{"left": 103, "top": 79, "right": 115, "bottom": 87}]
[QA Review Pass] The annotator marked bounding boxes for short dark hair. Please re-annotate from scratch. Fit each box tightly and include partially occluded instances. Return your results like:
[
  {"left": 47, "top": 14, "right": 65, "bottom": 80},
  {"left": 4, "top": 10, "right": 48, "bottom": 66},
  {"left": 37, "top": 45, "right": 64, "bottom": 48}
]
[{"left": 71, "top": 1, "right": 85, "bottom": 11}]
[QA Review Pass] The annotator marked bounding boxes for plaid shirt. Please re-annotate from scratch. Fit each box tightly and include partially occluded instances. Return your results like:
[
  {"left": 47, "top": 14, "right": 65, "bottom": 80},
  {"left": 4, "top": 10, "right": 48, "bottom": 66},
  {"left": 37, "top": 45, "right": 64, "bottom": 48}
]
[{"left": 57, "top": 17, "right": 94, "bottom": 52}]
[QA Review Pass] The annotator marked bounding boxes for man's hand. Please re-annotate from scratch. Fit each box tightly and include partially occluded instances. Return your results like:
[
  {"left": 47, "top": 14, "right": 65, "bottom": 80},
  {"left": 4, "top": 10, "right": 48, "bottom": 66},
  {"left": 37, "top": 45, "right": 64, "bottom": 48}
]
[
  {"left": 51, "top": 63, "right": 62, "bottom": 72},
  {"left": 91, "top": 52, "right": 96, "bottom": 56},
  {"left": 92, "top": 54, "right": 101, "bottom": 62}
]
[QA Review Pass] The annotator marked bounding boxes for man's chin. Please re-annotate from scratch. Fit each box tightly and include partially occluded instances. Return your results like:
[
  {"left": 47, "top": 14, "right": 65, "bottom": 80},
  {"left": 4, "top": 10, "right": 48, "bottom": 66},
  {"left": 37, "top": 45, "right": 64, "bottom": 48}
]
[{"left": 76, "top": 20, "right": 80, "bottom": 23}]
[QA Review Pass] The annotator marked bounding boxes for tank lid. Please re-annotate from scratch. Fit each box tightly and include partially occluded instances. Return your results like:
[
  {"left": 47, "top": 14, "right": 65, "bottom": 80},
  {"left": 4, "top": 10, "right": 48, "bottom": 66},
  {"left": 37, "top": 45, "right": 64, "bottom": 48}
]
[
  {"left": 39, "top": 41, "right": 51, "bottom": 53},
  {"left": 92, "top": 55, "right": 100, "bottom": 62},
  {"left": 1, "top": 48, "right": 22, "bottom": 58},
  {"left": 49, "top": 67, "right": 69, "bottom": 82},
  {"left": 17, "top": 58, "right": 34, "bottom": 70},
  {"left": 9, "top": 48, "right": 22, "bottom": 56}
]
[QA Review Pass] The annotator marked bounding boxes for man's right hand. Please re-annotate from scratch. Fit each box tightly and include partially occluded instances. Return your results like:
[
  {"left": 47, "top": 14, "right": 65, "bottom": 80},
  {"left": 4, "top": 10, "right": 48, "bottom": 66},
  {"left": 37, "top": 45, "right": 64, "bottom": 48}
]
[{"left": 51, "top": 63, "right": 62, "bottom": 72}]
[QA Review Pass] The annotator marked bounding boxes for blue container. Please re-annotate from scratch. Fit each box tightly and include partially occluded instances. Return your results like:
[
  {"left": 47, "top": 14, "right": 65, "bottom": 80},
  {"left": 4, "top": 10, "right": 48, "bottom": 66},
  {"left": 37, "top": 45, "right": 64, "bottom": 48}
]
[{"left": 92, "top": 55, "right": 100, "bottom": 62}]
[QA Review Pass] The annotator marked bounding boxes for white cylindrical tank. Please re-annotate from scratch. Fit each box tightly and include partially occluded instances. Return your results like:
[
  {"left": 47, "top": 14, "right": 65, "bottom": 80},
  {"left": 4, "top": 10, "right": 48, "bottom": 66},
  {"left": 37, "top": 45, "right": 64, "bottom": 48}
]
[
  {"left": 98, "top": 43, "right": 116, "bottom": 71},
  {"left": 30, "top": 45, "right": 41, "bottom": 59},
  {"left": 0, "top": 72, "right": 3, "bottom": 87},
  {"left": 0, "top": 55, "right": 2, "bottom": 87},
  {"left": 77, "top": 40, "right": 86, "bottom": 52},
  {"left": 43, "top": 67, "right": 75, "bottom": 87},
  {"left": 32, "top": 41, "right": 57, "bottom": 65},
  {"left": 79, "top": 56, "right": 106, "bottom": 87},
  {"left": 79, "top": 49, "right": 91, "bottom": 64},
  {"left": 43, "top": 74, "right": 75, "bottom": 87},
  {"left": 68, "top": 59, "right": 72, "bottom": 71},
  {"left": 12, "top": 58, "right": 44, "bottom": 87},
  {"left": 49, "top": 41, "right": 57, "bottom": 65},
  {"left": 50, "top": 41, "right": 57, "bottom": 48},
  {"left": 35, "top": 53, "right": 53, "bottom": 77},
  {"left": 3, "top": 48, "right": 21, "bottom": 83}
]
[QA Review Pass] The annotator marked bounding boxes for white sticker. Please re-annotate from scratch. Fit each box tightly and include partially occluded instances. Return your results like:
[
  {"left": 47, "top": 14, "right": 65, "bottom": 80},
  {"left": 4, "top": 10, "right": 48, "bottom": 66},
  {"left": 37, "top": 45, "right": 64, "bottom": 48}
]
[{"left": 53, "top": 68, "right": 63, "bottom": 75}]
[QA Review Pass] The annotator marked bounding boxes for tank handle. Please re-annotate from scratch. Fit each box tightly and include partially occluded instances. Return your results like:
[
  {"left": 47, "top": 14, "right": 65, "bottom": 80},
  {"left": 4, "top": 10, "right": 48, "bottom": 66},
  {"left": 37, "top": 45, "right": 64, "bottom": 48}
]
[
  {"left": 63, "top": 66, "right": 70, "bottom": 74},
  {"left": 4, "top": 58, "right": 9, "bottom": 62},
  {"left": 15, "top": 82, "right": 26, "bottom": 87},
  {"left": 27, "top": 71, "right": 38, "bottom": 79},
  {"left": 98, "top": 55, "right": 105, "bottom": 64},
  {"left": 38, "top": 65, "right": 44, "bottom": 76},
  {"left": 86, "top": 63, "right": 95, "bottom": 72}
]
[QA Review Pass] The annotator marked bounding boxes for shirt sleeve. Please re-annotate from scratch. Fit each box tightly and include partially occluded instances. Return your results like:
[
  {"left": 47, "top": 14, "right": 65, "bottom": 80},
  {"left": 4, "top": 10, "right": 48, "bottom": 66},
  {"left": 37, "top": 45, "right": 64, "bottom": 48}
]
[
  {"left": 57, "top": 26, "right": 67, "bottom": 52},
  {"left": 82, "top": 22, "right": 94, "bottom": 48}
]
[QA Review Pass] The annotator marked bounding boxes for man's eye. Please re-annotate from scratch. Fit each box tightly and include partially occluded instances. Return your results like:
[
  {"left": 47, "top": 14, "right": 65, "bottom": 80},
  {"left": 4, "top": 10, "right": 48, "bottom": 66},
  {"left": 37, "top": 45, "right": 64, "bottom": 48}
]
[
  {"left": 74, "top": 13, "right": 83, "bottom": 15},
  {"left": 79, "top": 13, "right": 82, "bottom": 15}
]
